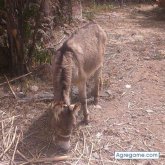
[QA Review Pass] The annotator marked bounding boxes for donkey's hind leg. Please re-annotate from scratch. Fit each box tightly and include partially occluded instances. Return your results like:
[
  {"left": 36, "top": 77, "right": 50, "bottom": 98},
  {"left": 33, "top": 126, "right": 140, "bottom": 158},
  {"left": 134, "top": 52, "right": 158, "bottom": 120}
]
[{"left": 93, "top": 67, "right": 102, "bottom": 105}]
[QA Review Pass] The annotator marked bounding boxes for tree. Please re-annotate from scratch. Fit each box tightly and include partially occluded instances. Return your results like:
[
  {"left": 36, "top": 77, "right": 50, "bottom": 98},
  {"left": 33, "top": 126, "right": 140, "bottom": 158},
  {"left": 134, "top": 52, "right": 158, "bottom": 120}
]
[
  {"left": 5, "top": 0, "right": 27, "bottom": 75},
  {"left": 0, "top": 0, "right": 80, "bottom": 75}
]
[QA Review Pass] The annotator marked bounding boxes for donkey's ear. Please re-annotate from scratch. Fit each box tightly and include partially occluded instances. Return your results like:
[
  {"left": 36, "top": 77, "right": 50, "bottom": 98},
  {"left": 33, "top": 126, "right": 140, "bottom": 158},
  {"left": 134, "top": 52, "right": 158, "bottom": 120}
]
[
  {"left": 48, "top": 103, "right": 53, "bottom": 109},
  {"left": 52, "top": 101, "right": 64, "bottom": 109},
  {"left": 69, "top": 103, "right": 81, "bottom": 114}
]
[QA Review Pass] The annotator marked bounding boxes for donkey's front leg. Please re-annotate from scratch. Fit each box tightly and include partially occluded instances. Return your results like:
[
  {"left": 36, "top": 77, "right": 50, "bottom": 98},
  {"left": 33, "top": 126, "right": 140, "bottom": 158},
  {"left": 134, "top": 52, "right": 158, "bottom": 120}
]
[{"left": 78, "top": 81, "right": 89, "bottom": 124}]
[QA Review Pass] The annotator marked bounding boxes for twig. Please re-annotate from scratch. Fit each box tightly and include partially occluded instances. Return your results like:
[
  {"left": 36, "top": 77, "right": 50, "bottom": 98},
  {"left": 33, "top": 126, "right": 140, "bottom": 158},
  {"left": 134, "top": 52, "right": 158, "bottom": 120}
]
[
  {"left": 0, "top": 72, "right": 32, "bottom": 86},
  {"left": 82, "top": 130, "right": 86, "bottom": 155},
  {"left": 12, "top": 133, "right": 21, "bottom": 162},
  {"left": 100, "top": 148, "right": 104, "bottom": 165},
  {"left": 70, "top": 157, "right": 123, "bottom": 164},
  {"left": 116, "top": 142, "right": 126, "bottom": 151},
  {"left": 4, "top": 75, "right": 17, "bottom": 99},
  {"left": 143, "top": 140, "right": 152, "bottom": 151},
  {"left": 145, "top": 127, "right": 162, "bottom": 142},
  {"left": 75, "top": 130, "right": 86, "bottom": 165},
  {"left": 0, "top": 126, "right": 17, "bottom": 159},
  {"left": 0, "top": 115, "right": 20, "bottom": 123},
  {"left": 6, "top": 116, "right": 15, "bottom": 148},
  {"left": 16, "top": 150, "right": 29, "bottom": 162},
  {"left": 1, "top": 121, "right": 5, "bottom": 149},
  {"left": 87, "top": 142, "right": 93, "bottom": 165},
  {"left": 74, "top": 141, "right": 79, "bottom": 152},
  {"left": 113, "top": 122, "right": 129, "bottom": 126},
  {"left": 73, "top": 141, "right": 81, "bottom": 156},
  {"left": 19, "top": 155, "right": 69, "bottom": 165}
]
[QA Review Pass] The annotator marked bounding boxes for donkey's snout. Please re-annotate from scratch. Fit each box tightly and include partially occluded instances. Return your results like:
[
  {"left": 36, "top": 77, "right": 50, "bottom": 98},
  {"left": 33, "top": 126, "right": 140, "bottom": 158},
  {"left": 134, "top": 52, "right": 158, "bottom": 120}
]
[{"left": 57, "top": 140, "right": 70, "bottom": 151}]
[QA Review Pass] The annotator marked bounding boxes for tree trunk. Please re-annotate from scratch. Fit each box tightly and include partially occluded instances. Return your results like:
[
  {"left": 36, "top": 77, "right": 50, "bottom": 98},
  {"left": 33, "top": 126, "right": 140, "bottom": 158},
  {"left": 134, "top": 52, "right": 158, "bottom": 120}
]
[
  {"left": 27, "top": 0, "right": 47, "bottom": 69},
  {"left": 5, "top": 0, "right": 27, "bottom": 75}
]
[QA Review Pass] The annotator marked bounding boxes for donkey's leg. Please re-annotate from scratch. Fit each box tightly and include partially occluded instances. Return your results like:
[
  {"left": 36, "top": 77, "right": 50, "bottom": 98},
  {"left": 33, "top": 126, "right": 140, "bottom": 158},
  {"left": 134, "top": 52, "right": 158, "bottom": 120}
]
[
  {"left": 78, "top": 81, "right": 89, "bottom": 124},
  {"left": 93, "top": 67, "right": 102, "bottom": 105}
]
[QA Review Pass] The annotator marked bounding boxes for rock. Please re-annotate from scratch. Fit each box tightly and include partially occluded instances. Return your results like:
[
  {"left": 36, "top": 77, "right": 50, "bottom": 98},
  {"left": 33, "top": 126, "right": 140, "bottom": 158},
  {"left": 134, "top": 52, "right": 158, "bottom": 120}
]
[
  {"left": 94, "top": 105, "right": 102, "bottom": 109},
  {"left": 134, "top": 35, "right": 144, "bottom": 42},
  {"left": 105, "top": 90, "right": 113, "bottom": 96},
  {"left": 143, "top": 56, "right": 150, "bottom": 60},
  {"left": 104, "top": 144, "right": 109, "bottom": 151},
  {"left": 30, "top": 85, "right": 39, "bottom": 92},
  {"left": 145, "top": 109, "right": 154, "bottom": 113},
  {"left": 17, "top": 92, "right": 26, "bottom": 98},
  {"left": 96, "top": 132, "right": 102, "bottom": 139},
  {"left": 16, "top": 87, "right": 21, "bottom": 92},
  {"left": 125, "top": 84, "right": 131, "bottom": 89},
  {"left": 93, "top": 152, "right": 99, "bottom": 159}
]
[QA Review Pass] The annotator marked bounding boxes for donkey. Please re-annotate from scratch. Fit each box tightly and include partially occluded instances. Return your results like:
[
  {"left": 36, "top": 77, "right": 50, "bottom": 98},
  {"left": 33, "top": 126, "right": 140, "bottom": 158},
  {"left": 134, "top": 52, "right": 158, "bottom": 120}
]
[{"left": 51, "top": 22, "right": 107, "bottom": 151}]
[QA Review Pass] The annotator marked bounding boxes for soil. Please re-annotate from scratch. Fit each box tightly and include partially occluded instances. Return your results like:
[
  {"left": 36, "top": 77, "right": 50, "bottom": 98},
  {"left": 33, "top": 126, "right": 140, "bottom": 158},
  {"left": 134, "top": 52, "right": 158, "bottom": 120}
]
[{"left": 0, "top": 4, "right": 165, "bottom": 165}]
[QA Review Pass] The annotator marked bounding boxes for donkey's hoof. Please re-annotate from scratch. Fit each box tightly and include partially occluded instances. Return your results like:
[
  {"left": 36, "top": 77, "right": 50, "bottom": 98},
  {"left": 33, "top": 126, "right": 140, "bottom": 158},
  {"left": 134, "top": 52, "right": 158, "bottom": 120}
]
[
  {"left": 79, "top": 120, "right": 88, "bottom": 125},
  {"left": 82, "top": 120, "right": 89, "bottom": 125},
  {"left": 83, "top": 116, "right": 89, "bottom": 125},
  {"left": 84, "top": 119, "right": 89, "bottom": 125},
  {"left": 94, "top": 98, "right": 98, "bottom": 105}
]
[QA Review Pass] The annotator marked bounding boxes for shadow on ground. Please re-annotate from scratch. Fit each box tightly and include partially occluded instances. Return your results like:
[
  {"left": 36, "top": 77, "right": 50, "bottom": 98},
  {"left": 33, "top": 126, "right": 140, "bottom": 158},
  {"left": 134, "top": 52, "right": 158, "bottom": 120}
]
[
  {"left": 131, "top": 6, "right": 165, "bottom": 29},
  {"left": 16, "top": 111, "right": 60, "bottom": 161}
]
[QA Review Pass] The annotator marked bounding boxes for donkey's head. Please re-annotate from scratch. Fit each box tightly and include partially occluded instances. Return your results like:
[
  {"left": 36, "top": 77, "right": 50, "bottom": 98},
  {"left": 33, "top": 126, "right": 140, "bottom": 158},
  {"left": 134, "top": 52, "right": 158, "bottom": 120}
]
[{"left": 50, "top": 102, "right": 80, "bottom": 151}]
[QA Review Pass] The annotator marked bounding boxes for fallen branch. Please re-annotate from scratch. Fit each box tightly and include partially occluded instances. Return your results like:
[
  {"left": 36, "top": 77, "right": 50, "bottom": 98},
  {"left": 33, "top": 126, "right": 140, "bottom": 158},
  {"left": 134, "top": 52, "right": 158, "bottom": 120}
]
[
  {"left": 17, "top": 95, "right": 54, "bottom": 103},
  {"left": 4, "top": 75, "right": 17, "bottom": 99},
  {"left": 0, "top": 72, "right": 32, "bottom": 87},
  {"left": 20, "top": 155, "right": 69, "bottom": 165}
]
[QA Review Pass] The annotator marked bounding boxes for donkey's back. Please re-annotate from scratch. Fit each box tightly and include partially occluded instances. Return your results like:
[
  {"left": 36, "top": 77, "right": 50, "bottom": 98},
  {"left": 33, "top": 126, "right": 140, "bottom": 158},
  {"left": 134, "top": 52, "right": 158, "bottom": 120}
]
[{"left": 65, "top": 22, "right": 107, "bottom": 83}]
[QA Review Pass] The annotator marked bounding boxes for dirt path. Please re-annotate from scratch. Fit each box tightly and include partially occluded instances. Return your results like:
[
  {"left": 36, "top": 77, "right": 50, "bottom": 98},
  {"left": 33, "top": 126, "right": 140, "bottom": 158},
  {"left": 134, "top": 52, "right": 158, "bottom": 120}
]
[
  {"left": 0, "top": 4, "right": 165, "bottom": 165},
  {"left": 89, "top": 4, "right": 165, "bottom": 165}
]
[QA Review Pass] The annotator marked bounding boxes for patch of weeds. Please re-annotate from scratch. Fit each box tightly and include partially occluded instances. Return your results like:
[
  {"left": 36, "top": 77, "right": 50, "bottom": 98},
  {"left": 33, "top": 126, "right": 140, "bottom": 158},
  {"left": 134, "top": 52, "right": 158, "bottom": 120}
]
[
  {"left": 83, "top": 3, "right": 114, "bottom": 20},
  {"left": 153, "top": 51, "right": 165, "bottom": 60},
  {"left": 93, "top": 3, "right": 114, "bottom": 13},
  {"left": 103, "top": 76, "right": 111, "bottom": 89},
  {"left": 83, "top": 11, "right": 95, "bottom": 20},
  {"left": 33, "top": 48, "right": 51, "bottom": 65}
]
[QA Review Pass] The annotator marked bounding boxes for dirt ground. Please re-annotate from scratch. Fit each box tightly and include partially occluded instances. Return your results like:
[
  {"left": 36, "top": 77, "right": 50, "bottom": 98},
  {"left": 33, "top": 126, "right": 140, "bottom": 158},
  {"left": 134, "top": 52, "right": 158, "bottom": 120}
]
[{"left": 0, "top": 4, "right": 165, "bottom": 165}]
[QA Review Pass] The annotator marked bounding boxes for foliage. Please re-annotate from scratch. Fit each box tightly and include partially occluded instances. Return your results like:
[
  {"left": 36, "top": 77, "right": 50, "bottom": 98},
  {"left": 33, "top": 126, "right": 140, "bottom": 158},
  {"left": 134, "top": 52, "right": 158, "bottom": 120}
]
[
  {"left": 0, "top": 0, "right": 4, "bottom": 9},
  {"left": 0, "top": 0, "right": 78, "bottom": 75},
  {"left": 32, "top": 41, "right": 51, "bottom": 65}
]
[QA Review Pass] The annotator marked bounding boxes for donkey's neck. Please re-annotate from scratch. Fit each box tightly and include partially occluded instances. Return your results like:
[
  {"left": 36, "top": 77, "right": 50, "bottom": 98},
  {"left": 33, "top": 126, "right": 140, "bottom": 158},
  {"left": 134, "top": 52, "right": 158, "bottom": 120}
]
[{"left": 53, "top": 51, "right": 72, "bottom": 105}]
